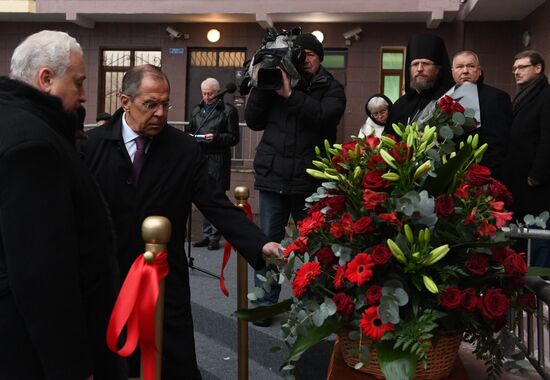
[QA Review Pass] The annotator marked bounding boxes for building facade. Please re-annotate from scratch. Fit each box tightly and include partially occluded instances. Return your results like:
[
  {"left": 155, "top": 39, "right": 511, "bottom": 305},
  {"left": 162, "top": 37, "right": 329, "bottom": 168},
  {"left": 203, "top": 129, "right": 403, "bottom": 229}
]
[{"left": 1, "top": 0, "right": 548, "bottom": 207}]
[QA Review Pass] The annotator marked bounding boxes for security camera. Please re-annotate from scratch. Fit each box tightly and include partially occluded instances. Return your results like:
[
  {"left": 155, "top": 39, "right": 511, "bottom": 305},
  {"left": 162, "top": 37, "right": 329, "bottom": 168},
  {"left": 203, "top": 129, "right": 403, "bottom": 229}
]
[
  {"left": 166, "top": 26, "right": 182, "bottom": 39},
  {"left": 343, "top": 27, "right": 362, "bottom": 40}
]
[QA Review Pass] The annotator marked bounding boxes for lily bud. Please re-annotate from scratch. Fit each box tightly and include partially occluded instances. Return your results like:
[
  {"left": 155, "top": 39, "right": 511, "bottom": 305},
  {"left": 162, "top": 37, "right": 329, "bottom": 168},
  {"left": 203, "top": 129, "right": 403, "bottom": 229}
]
[
  {"left": 381, "top": 172, "right": 400, "bottom": 181},
  {"left": 404, "top": 224, "right": 414, "bottom": 244},
  {"left": 418, "top": 229, "right": 425, "bottom": 245},
  {"left": 387, "top": 239, "right": 407, "bottom": 264},
  {"left": 315, "top": 146, "right": 321, "bottom": 156},
  {"left": 306, "top": 169, "right": 338, "bottom": 181},
  {"left": 380, "top": 149, "right": 399, "bottom": 170},
  {"left": 406, "top": 132, "right": 414, "bottom": 148},
  {"left": 473, "top": 143, "right": 488, "bottom": 162},
  {"left": 392, "top": 123, "right": 404, "bottom": 137},
  {"left": 466, "top": 135, "right": 472, "bottom": 144},
  {"left": 472, "top": 134, "right": 479, "bottom": 149},
  {"left": 422, "top": 275, "right": 439, "bottom": 294},
  {"left": 422, "top": 244, "right": 450, "bottom": 266},
  {"left": 353, "top": 166, "right": 363, "bottom": 181},
  {"left": 414, "top": 161, "right": 432, "bottom": 180},
  {"left": 312, "top": 160, "right": 327, "bottom": 170},
  {"left": 380, "top": 136, "right": 397, "bottom": 148}
]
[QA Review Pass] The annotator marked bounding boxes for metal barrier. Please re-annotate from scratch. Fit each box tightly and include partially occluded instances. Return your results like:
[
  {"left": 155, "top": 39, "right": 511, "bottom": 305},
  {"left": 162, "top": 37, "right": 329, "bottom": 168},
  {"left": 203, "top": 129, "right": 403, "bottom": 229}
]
[{"left": 502, "top": 227, "right": 550, "bottom": 379}]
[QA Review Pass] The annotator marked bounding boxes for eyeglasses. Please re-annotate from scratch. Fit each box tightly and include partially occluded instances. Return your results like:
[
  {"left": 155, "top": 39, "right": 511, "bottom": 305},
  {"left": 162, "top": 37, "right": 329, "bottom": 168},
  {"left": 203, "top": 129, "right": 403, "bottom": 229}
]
[
  {"left": 371, "top": 109, "right": 388, "bottom": 117},
  {"left": 140, "top": 100, "right": 173, "bottom": 111},
  {"left": 410, "top": 61, "right": 435, "bottom": 69},
  {"left": 512, "top": 64, "right": 533, "bottom": 73}
]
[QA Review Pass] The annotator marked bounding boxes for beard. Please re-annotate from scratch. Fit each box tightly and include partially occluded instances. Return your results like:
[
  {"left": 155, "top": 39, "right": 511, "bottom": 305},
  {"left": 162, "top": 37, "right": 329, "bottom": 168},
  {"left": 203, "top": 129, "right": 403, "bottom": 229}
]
[{"left": 410, "top": 74, "right": 437, "bottom": 92}]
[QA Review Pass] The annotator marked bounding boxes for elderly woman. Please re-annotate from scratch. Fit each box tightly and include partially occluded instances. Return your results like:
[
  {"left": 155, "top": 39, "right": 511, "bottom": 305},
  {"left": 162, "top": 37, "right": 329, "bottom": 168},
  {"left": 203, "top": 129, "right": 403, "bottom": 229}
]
[{"left": 358, "top": 93, "right": 393, "bottom": 138}]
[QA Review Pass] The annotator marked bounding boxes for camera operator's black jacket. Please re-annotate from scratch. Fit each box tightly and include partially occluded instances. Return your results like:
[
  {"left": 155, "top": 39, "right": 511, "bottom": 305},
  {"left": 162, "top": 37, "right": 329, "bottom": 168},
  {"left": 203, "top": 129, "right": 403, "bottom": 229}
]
[
  {"left": 187, "top": 99, "right": 239, "bottom": 190},
  {"left": 245, "top": 67, "right": 346, "bottom": 195}
]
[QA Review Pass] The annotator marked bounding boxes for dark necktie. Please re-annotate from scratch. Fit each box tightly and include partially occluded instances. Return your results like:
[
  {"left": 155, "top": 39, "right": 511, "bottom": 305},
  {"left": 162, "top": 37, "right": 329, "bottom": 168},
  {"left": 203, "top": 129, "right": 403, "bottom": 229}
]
[{"left": 132, "top": 136, "right": 149, "bottom": 184}]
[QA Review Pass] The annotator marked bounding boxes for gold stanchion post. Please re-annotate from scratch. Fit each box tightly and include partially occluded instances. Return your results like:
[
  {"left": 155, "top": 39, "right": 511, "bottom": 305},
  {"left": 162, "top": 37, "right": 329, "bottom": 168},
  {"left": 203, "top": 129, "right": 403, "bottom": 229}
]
[
  {"left": 141, "top": 216, "right": 172, "bottom": 380},
  {"left": 234, "top": 186, "right": 250, "bottom": 380}
]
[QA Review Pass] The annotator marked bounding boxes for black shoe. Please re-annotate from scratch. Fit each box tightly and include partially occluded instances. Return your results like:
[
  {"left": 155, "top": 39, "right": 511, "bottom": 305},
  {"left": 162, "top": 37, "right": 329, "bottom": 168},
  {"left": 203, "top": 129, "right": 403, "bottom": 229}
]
[
  {"left": 207, "top": 239, "right": 220, "bottom": 250},
  {"left": 192, "top": 238, "right": 210, "bottom": 247},
  {"left": 252, "top": 317, "right": 273, "bottom": 327}
]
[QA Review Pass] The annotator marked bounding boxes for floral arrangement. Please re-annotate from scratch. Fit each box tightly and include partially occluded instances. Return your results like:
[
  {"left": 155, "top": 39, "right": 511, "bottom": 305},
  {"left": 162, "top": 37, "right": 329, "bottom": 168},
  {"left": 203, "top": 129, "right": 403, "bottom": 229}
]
[{"left": 238, "top": 100, "right": 543, "bottom": 379}]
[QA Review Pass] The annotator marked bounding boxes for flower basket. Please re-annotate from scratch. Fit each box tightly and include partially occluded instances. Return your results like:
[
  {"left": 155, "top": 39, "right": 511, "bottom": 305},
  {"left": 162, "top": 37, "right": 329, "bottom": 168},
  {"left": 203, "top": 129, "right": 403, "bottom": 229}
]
[{"left": 339, "top": 327, "right": 462, "bottom": 379}]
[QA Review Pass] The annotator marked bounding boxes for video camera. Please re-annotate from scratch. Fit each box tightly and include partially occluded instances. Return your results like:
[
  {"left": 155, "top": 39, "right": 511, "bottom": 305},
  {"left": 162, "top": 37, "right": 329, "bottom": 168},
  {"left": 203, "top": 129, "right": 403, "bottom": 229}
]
[{"left": 239, "top": 27, "right": 305, "bottom": 95}]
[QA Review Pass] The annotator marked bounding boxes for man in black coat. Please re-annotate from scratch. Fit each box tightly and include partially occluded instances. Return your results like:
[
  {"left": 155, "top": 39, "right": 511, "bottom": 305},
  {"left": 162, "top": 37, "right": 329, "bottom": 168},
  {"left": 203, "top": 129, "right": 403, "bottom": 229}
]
[
  {"left": 187, "top": 77, "right": 240, "bottom": 250},
  {"left": 81, "top": 64, "right": 281, "bottom": 379},
  {"left": 504, "top": 50, "right": 550, "bottom": 267},
  {"left": 387, "top": 34, "right": 454, "bottom": 130},
  {"left": 450, "top": 51, "right": 512, "bottom": 180},
  {"left": 0, "top": 31, "right": 125, "bottom": 379},
  {"left": 244, "top": 33, "right": 346, "bottom": 324}
]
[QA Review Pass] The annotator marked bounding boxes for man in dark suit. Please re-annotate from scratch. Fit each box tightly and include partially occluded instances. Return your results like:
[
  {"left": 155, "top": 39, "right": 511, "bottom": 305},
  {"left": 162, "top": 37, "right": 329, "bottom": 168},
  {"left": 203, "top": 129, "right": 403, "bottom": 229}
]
[
  {"left": 81, "top": 64, "right": 281, "bottom": 379},
  {"left": 450, "top": 50, "right": 512, "bottom": 180},
  {"left": 387, "top": 34, "right": 454, "bottom": 130},
  {"left": 504, "top": 50, "right": 550, "bottom": 267},
  {"left": 0, "top": 31, "right": 125, "bottom": 379}
]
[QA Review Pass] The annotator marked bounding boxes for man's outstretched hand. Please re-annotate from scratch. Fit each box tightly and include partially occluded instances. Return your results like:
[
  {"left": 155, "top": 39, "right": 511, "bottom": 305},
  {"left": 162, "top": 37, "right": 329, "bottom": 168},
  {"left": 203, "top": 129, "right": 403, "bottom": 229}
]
[{"left": 261, "top": 242, "right": 283, "bottom": 264}]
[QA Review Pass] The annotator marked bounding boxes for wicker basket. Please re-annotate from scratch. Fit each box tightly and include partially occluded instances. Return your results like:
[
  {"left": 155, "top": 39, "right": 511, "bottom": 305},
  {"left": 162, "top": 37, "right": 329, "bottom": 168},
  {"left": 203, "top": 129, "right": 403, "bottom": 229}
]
[{"left": 339, "top": 328, "right": 462, "bottom": 379}]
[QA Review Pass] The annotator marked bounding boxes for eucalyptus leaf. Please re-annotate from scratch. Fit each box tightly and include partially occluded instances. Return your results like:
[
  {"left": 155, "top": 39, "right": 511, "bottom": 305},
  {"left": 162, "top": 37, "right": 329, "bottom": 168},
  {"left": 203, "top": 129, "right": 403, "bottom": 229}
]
[
  {"left": 451, "top": 112, "right": 465, "bottom": 124},
  {"left": 323, "top": 297, "right": 337, "bottom": 316},
  {"left": 354, "top": 362, "right": 364, "bottom": 370},
  {"left": 439, "top": 125, "right": 454, "bottom": 140},
  {"left": 312, "top": 309, "right": 326, "bottom": 327},
  {"left": 393, "top": 288, "right": 409, "bottom": 306}
]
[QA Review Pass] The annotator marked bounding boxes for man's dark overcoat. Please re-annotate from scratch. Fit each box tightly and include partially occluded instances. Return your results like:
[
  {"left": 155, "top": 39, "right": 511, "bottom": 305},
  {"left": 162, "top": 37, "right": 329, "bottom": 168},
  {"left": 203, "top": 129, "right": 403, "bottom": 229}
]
[
  {"left": 187, "top": 99, "right": 239, "bottom": 190},
  {"left": 504, "top": 77, "right": 550, "bottom": 217},
  {"left": 0, "top": 77, "right": 125, "bottom": 379},
  {"left": 81, "top": 107, "right": 269, "bottom": 379}
]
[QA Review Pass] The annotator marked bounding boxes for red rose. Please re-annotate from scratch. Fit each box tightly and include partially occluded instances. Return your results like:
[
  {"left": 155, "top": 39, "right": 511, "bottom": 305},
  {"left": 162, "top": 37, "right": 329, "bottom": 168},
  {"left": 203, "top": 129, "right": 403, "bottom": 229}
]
[
  {"left": 367, "top": 154, "right": 385, "bottom": 169},
  {"left": 478, "top": 288, "right": 510, "bottom": 320},
  {"left": 503, "top": 251, "right": 527, "bottom": 276},
  {"left": 353, "top": 216, "right": 374, "bottom": 234},
  {"left": 488, "top": 179, "right": 512, "bottom": 205},
  {"left": 465, "top": 254, "right": 489, "bottom": 275},
  {"left": 517, "top": 291, "right": 536, "bottom": 310},
  {"left": 326, "top": 195, "right": 347, "bottom": 215},
  {"left": 466, "top": 164, "right": 492, "bottom": 186},
  {"left": 461, "top": 288, "right": 478, "bottom": 312},
  {"left": 435, "top": 194, "right": 455, "bottom": 218},
  {"left": 490, "top": 246, "right": 515, "bottom": 264},
  {"left": 437, "top": 95, "right": 454, "bottom": 110},
  {"left": 363, "top": 189, "right": 387, "bottom": 210},
  {"left": 316, "top": 247, "right": 337, "bottom": 268},
  {"left": 332, "top": 292, "right": 355, "bottom": 319},
  {"left": 439, "top": 287, "right": 462, "bottom": 310},
  {"left": 370, "top": 244, "right": 392, "bottom": 265},
  {"left": 450, "top": 101, "right": 465, "bottom": 113},
  {"left": 366, "top": 285, "right": 382, "bottom": 305},
  {"left": 361, "top": 170, "right": 390, "bottom": 190}
]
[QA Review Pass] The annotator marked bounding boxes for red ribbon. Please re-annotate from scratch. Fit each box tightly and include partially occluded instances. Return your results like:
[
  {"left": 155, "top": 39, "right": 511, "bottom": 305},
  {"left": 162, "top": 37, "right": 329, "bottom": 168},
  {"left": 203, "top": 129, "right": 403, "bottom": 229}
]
[
  {"left": 106, "top": 251, "right": 169, "bottom": 380},
  {"left": 220, "top": 201, "right": 253, "bottom": 296}
]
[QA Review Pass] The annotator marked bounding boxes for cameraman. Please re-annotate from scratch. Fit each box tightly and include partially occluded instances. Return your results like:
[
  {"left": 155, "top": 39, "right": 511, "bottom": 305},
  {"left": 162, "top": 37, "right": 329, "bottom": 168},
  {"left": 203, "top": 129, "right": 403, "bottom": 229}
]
[{"left": 245, "top": 33, "right": 346, "bottom": 326}]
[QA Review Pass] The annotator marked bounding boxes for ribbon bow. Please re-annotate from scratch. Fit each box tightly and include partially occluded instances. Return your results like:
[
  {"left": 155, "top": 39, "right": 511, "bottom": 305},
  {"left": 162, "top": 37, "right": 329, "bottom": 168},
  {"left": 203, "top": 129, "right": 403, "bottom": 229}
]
[{"left": 107, "top": 251, "right": 169, "bottom": 380}]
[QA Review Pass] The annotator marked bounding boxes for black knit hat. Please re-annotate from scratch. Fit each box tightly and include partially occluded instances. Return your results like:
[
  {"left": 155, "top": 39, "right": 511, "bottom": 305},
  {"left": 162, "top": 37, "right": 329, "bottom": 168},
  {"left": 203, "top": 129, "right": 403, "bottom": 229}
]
[{"left": 294, "top": 33, "right": 324, "bottom": 61}]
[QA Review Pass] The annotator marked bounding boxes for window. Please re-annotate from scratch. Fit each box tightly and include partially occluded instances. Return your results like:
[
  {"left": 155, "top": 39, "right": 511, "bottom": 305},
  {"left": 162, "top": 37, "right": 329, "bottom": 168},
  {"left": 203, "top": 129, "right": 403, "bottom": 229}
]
[
  {"left": 380, "top": 49, "right": 405, "bottom": 103},
  {"left": 323, "top": 51, "right": 347, "bottom": 69},
  {"left": 189, "top": 50, "right": 245, "bottom": 68},
  {"left": 99, "top": 49, "right": 162, "bottom": 114}
]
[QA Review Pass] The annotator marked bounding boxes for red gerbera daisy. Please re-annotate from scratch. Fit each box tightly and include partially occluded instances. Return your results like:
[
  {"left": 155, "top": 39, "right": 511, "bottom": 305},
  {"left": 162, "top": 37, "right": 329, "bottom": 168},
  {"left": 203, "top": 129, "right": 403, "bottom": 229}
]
[
  {"left": 292, "top": 261, "right": 322, "bottom": 298},
  {"left": 345, "top": 253, "right": 374, "bottom": 286},
  {"left": 334, "top": 265, "right": 346, "bottom": 289},
  {"left": 359, "top": 306, "right": 394, "bottom": 341}
]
